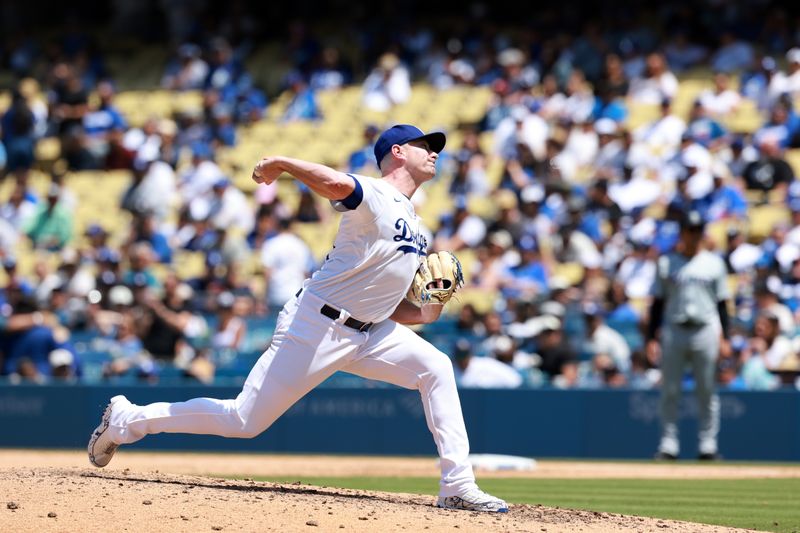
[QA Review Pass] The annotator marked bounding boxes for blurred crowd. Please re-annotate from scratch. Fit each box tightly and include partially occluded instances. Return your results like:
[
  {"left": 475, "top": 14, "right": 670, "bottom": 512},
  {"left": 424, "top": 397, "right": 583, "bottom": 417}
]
[{"left": 1, "top": 1, "right": 800, "bottom": 389}]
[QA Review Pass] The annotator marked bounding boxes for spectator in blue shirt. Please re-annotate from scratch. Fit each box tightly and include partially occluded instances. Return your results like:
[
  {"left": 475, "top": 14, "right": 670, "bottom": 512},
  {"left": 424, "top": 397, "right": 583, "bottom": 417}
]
[
  {"left": 282, "top": 73, "right": 321, "bottom": 122},
  {"left": 234, "top": 75, "right": 268, "bottom": 124},
  {"left": 705, "top": 164, "right": 748, "bottom": 222},
  {"left": 740, "top": 56, "right": 778, "bottom": 110},
  {"left": 754, "top": 100, "right": 798, "bottom": 149},
  {"left": 606, "top": 281, "right": 640, "bottom": 324},
  {"left": 210, "top": 104, "right": 237, "bottom": 147},
  {"left": 652, "top": 205, "right": 682, "bottom": 254},
  {"left": 0, "top": 295, "right": 80, "bottom": 379},
  {"left": 686, "top": 99, "right": 727, "bottom": 149},
  {"left": 82, "top": 80, "right": 127, "bottom": 167},
  {"left": 346, "top": 124, "right": 380, "bottom": 174},
  {"left": 204, "top": 38, "right": 240, "bottom": 95},
  {"left": 82, "top": 81, "right": 126, "bottom": 137},
  {"left": 592, "top": 82, "right": 628, "bottom": 123},
  {"left": 564, "top": 194, "right": 604, "bottom": 244},
  {"left": 478, "top": 79, "right": 513, "bottom": 132},
  {"left": 1, "top": 257, "right": 35, "bottom": 300},
  {"left": 127, "top": 213, "right": 172, "bottom": 264},
  {"left": 1, "top": 89, "right": 36, "bottom": 175},
  {"left": 502, "top": 235, "right": 548, "bottom": 300}
]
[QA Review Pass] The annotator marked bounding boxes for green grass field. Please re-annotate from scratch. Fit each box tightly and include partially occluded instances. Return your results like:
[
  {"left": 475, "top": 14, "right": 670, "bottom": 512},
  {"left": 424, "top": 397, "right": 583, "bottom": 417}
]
[{"left": 244, "top": 476, "right": 800, "bottom": 532}]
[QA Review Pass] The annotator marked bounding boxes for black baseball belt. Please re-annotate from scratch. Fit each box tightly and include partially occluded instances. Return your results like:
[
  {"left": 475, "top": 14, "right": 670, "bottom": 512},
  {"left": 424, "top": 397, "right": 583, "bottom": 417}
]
[{"left": 296, "top": 289, "right": 374, "bottom": 332}]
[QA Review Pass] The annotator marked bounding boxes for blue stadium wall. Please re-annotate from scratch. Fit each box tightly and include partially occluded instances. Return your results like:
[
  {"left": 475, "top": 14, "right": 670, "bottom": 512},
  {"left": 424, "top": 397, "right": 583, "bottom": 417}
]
[{"left": 1, "top": 386, "right": 799, "bottom": 460}]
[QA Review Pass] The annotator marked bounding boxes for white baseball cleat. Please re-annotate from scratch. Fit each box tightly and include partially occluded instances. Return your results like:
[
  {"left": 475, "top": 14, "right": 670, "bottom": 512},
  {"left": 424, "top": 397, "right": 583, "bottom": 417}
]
[
  {"left": 437, "top": 487, "right": 509, "bottom": 513},
  {"left": 87, "top": 395, "right": 130, "bottom": 468}
]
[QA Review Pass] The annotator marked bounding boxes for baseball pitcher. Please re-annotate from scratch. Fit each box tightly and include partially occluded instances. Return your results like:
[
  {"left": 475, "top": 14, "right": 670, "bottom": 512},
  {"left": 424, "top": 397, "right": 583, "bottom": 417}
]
[{"left": 88, "top": 125, "right": 508, "bottom": 513}]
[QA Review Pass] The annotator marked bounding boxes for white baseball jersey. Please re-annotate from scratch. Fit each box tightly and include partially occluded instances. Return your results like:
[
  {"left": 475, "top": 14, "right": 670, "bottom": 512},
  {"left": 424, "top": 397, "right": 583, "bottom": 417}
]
[
  {"left": 305, "top": 174, "right": 427, "bottom": 323},
  {"left": 96, "top": 170, "right": 480, "bottom": 500}
]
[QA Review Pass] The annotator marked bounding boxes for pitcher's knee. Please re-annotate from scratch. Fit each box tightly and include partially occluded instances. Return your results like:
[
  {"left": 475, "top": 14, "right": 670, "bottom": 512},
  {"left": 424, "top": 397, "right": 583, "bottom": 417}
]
[
  {"left": 224, "top": 403, "right": 265, "bottom": 439},
  {"left": 225, "top": 415, "right": 264, "bottom": 438},
  {"left": 229, "top": 424, "right": 263, "bottom": 439},
  {"left": 423, "top": 351, "right": 457, "bottom": 384}
]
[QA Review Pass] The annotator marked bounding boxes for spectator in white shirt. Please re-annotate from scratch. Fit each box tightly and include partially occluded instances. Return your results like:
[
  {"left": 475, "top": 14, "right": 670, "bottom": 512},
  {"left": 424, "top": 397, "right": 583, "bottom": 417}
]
[
  {"left": 616, "top": 239, "right": 656, "bottom": 300},
  {"left": 121, "top": 149, "right": 176, "bottom": 223},
  {"left": 562, "top": 70, "right": 595, "bottom": 123},
  {"left": 680, "top": 148, "right": 715, "bottom": 200},
  {"left": 582, "top": 301, "right": 631, "bottom": 372},
  {"left": 630, "top": 97, "right": 686, "bottom": 170},
  {"left": 362, "top": 53, "right": 411, "bottom": 112},
  {"left": 428, "top": 50, "right": 476, "bottom": 89},
  {"left": 608, "top": 165, "right": 662, "bottom": 214},
  {"left": 564, "top": 120, "right": 599, "bottom": 168},
  {"left": 754, "top": 279, "right": 796, "bottom": 336},
  {"left": 628, "top": 53, "right": 678, "bottom": 105},
  {"left": 1, "top": 181, "right": 37, "bottom": 231},
  {"left": 537, "top": 74, "right": 567, "bottom": 121},
  {"left": 178, "top": 144, "right": 225, "bottom": 205},
  {"left": 0, "top": 218, "right": 18, "bottom": 258},
  {"left": 593, "top": 118, "right": 627, "bottom": 179},
  {"left": 751, "top": 311, "right": 796, "bottom": 371},
  {"left": 161, "top": 44, "right": 209, "bottom": 91},
  {"left": 453, "top": 339, "right": 523, "bottom": 389},
  {"left": 769, "top": 48, "right": 800, "bottom": 100},
  {"left": 261, "top": 217, "right": 313, "bottom": 309},
  {"left": 194, "top": 178, "right": 255, "bottom": 235},
  {"left": 699, "top": 72, "right": 741, "bottom": 117},
  {"left": 493, "top": 105, "right": 549, "bottom": 161},
  {"left": 497, "top": 47, "right": 539, "bottom": 91},
  {"left": 434, "top": 201, "right": 487, "bottom": 251}
]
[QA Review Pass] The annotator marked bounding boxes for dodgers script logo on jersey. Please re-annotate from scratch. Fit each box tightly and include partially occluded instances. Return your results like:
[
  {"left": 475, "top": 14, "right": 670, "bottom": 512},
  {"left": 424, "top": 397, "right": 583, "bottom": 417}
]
[{"left": 394, "top": 218, "right": 427, "bottom": 256}]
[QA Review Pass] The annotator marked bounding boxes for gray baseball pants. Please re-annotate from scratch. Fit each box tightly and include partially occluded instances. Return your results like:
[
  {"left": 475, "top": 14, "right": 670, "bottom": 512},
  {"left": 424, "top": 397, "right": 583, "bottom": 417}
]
[{"left": 658, "top": 322, "right": 720, "bottom": 456}]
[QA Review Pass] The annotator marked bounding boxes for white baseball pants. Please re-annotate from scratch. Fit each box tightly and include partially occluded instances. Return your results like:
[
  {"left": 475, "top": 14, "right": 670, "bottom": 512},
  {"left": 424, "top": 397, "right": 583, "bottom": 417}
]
[{"left": 105, "top": 289, "right": 477, "bottom": 496}]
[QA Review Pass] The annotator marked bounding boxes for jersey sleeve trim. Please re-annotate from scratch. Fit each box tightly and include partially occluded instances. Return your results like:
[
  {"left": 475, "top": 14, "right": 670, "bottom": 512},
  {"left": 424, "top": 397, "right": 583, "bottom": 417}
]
[{"left": 338, "top": 174, "right": 363, "bottom": 209}]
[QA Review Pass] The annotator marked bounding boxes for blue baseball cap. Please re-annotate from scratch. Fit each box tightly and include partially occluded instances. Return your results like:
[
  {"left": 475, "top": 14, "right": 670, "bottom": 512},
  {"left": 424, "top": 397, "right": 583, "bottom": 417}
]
[{"left": 373, "top": 125, "right": 446, "bottom": 169}]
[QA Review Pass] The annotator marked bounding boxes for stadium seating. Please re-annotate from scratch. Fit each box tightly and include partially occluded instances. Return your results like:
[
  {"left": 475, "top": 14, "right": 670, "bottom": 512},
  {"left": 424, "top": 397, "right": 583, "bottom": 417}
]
[{"left": 3, "top": 58, "right": 800, "bottom": 385}]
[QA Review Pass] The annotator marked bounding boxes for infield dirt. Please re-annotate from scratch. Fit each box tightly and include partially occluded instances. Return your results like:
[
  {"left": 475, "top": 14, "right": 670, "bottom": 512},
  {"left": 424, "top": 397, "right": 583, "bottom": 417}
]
[{"left": 1, "top": 450, "right": 791, "bottom": 532}]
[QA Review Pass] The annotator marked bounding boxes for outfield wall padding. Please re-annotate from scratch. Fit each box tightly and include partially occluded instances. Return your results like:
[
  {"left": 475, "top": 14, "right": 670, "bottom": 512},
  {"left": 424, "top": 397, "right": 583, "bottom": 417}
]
[{"left": 0, "top": 385, "right": 798, "bottom": 460}]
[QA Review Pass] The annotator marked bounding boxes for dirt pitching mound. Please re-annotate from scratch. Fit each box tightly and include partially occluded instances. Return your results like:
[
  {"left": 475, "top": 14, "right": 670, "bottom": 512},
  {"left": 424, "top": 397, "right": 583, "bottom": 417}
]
[{"left": 0, "top": 468, "right": 759, "bottom": 532}]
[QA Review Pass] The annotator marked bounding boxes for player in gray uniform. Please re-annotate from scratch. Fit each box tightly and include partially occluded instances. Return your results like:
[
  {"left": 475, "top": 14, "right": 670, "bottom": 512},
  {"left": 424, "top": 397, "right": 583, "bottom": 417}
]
[
  {"left": 87, "top": 124, "right": 508, "bottom": 513},
  {"left": 647, "top": 210, "right": 731, "bottom": 460}
]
